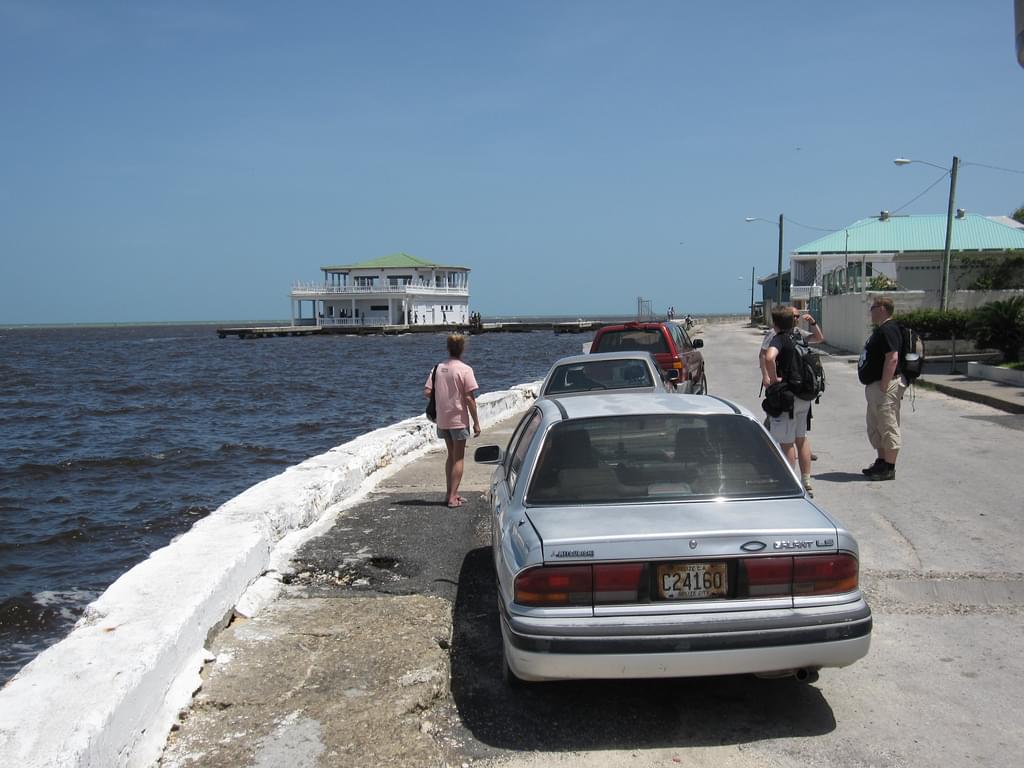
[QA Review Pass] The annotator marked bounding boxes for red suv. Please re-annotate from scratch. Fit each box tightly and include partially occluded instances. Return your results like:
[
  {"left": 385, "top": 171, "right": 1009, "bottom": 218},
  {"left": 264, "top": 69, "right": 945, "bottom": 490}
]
[{"left": 590, "top": 321, "right": 707, "bottom": 394}]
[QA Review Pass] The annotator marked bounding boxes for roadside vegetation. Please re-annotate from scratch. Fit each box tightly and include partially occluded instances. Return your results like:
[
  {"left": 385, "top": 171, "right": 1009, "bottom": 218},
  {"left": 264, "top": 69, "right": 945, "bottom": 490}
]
[{"left": 897, "top": 295, "right": 1024, "bottom": 364}]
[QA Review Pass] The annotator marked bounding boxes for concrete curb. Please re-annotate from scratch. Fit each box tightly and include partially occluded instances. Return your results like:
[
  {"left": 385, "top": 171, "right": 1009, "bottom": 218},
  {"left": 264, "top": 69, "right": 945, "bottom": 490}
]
[
  {"left": 918, "top": 378, "right": 1024, "bottom": 414},
  {"left": 0, "top": 383, "right": 538, "bottom": 768}
]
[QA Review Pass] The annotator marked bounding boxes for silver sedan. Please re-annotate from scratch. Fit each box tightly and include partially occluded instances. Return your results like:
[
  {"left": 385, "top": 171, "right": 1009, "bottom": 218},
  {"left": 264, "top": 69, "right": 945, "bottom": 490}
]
[
  {"left": 539, "top": 351, "right": 675, "bottom": 398},
  {"left": 475, "top": 392, "right": 871, "bottom": 684}
]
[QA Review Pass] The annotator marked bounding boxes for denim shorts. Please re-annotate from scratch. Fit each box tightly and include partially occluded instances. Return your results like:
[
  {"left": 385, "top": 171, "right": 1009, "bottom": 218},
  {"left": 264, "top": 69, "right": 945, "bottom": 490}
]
[{"left": 437, "top": 426, "right": 471, "bottom": 441}]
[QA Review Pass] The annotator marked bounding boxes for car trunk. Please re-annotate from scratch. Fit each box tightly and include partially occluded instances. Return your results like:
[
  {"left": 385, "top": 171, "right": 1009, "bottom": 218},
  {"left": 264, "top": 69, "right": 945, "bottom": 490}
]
[
  {"left": 525, "top": 498, "right": 844, "bottom": 611},
  {"left": 527, "top": 498, "right": 838, "bottom": 563}
]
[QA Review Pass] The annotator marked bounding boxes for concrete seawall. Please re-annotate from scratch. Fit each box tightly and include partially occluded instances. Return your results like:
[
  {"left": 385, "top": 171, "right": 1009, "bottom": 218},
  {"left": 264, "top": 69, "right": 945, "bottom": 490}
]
[{"left": 0, "top": 383, "right": 538, "bottom": 768}]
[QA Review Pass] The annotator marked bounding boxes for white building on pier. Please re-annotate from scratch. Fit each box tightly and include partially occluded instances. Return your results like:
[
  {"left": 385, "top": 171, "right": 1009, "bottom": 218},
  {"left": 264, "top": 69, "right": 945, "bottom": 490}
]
[{"left": 289, "top": 253, "right": 471, "bottom": 327}]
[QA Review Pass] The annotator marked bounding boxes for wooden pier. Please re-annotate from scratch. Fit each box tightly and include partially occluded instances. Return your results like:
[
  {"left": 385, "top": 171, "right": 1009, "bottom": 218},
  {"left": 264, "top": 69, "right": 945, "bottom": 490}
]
[{"left": 217, "top": 319, "right": 607, "bottom": 339}]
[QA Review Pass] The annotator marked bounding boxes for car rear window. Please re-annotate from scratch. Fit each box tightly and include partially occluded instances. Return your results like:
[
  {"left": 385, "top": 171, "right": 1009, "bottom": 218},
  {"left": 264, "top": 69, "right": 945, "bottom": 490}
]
[
  {"left": 543, "top": 360, "right": 656, "bottom": 395},
  {"left": 593, "top": 329, "right": 669, "bottom": 354},
  {"left": 527, "top": 414, "right": 801, "bottom": 504}
]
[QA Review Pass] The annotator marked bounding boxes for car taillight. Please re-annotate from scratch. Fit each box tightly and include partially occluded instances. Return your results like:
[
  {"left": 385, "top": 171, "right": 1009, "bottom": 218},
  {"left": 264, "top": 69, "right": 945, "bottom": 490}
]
[
  {"left": 738, "top": 554, "right": 858, "bottom": 597},
  {"left": 738, "top": 556, "right": 793, "bottom": 597},
  {"left": 793, "top": 554, "right": 859, "bottom": 595},
  {"left": 593, "top": 563, "right": 646, "bottom": 604},
  {"left": 515, "top": 565, "right": 592, "bottom": 606},
  {"left": 514, "top": 564, "right": 649, "bottom": 606}
]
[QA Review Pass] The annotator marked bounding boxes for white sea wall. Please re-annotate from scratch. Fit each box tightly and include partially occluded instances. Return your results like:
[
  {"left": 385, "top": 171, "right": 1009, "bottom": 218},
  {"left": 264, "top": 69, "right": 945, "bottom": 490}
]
[{"left": 0, "top": 382, "right": 539, "bottom": 768}]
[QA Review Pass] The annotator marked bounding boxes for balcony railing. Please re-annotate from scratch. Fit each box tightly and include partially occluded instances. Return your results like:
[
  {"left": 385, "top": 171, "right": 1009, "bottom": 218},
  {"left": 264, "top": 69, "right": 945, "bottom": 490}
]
[
  {"left": 318, "top": 317, "right": 389, "bottom": 327},
  {"left": 790, "top": 285, "right": 823, "bottom": 300},
  {"left": 290, "top": 282, "right": 469, "bottom": 297}
]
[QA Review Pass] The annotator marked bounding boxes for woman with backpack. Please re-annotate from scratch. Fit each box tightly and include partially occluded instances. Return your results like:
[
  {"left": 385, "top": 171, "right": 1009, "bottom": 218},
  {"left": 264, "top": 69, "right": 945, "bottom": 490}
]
[{"left": 762, "top": 306, "right": 823, "bottom": 496}]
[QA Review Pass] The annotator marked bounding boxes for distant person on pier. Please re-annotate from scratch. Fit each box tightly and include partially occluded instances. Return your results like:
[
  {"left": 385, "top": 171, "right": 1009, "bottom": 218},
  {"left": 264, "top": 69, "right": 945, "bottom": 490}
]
[{"left": 424, "top": 334, "right": 481, "bottom": 508}]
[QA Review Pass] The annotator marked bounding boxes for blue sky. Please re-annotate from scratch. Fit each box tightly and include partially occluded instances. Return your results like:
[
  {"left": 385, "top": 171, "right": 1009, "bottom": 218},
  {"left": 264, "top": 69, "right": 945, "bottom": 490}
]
[{"left": 1, "top": 0, "right": 1022, "bottom": 324}]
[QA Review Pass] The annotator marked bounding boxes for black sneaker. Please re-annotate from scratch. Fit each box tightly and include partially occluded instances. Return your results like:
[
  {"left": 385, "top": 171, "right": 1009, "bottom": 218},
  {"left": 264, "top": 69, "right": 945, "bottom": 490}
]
[
  {"left": 865, "top": 465, "right": 895, "bottom": 481},
  {"left": 862, "top": 458, "right": 885, "bottom": 475}
]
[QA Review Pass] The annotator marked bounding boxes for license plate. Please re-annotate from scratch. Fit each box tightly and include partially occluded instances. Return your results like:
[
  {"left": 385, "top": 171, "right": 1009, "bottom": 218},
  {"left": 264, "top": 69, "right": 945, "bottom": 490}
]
[{"left": 657, "top": 562, "right": 728, "bottom": 600}]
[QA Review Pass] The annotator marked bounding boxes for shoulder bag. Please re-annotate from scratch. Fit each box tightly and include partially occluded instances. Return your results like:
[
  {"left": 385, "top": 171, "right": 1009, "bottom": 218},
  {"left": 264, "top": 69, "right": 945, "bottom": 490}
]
[{"left": 425, "top": 365, "right": 438, "bottom": 422}]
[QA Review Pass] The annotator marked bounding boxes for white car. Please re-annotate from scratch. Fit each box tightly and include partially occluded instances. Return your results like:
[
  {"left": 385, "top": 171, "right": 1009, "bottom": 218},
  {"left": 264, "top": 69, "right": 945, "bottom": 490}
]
[
  {"left": 539, "top": 352, "right": 675, "bottom": 398},
  {"left": 475, "top": 392, "right": 872, "bottom": 685}
]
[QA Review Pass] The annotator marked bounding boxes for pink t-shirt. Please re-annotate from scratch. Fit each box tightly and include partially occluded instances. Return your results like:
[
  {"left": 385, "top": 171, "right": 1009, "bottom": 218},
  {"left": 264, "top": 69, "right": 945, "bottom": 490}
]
[{"left": 425, "top": 358, "right": 479, "bottom": 429}]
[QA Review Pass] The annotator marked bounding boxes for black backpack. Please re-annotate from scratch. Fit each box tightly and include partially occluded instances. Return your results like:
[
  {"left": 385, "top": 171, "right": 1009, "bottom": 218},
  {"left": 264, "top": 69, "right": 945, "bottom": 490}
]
[
  {"left": 782, "top": 332, "right": 825, "bottom": 403},
  {"left": 897, "top": 323, "right": 925, "bottom": 382}
]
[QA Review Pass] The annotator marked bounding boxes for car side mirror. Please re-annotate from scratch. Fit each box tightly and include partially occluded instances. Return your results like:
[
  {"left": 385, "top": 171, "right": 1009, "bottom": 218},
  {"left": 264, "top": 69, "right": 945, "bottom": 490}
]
[
  {"left": 474, "top": 445, "right": 503, "bottom": 464},
  {"left": 692, "top": 338, "right": 704, "bottom": 348}
]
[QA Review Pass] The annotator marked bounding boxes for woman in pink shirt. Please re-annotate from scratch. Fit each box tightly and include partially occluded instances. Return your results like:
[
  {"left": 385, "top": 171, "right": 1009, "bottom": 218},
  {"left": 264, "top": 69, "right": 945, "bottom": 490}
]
[{"left": 424, "top": 334, "right": 481, "bottom": 508}]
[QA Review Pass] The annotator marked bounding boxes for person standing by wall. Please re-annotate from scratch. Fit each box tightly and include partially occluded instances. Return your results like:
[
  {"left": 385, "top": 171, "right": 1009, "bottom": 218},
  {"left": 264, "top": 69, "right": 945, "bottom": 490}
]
[
  {"left": 424, "top": 334, "right": 481, "bottom": 507},
  {"left": 857, "top": 296, "right": 906, "bottom": 481}
]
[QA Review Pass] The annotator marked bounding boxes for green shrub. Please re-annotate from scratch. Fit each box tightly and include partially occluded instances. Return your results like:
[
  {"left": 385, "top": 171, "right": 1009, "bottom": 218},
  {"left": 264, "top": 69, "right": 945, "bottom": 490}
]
[
  {"left": 895, "top": 308, "right": 973, "bottom": 339},
  {"left": 968, "top": 296, "right": 1024, "bottom": 363}
]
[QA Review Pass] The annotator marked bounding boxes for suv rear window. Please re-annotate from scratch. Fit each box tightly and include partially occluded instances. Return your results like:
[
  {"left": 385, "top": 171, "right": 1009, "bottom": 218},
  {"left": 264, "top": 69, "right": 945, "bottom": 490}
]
[{"left": 593, "top": 329, "right": 669, "bottom": 354}]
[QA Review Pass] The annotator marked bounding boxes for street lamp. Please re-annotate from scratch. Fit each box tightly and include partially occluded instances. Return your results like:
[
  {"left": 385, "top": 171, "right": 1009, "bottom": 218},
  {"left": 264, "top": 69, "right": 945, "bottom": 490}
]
[
  {"left": 893, "top": 155, "right": 960, "bottom": 311},
  {"left": 745, "top": 214, "right": 785, "bottom": 305}
]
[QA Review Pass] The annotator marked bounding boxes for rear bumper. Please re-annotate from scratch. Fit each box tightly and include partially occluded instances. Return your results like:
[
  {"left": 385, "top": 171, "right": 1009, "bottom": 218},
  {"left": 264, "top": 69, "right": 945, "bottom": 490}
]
[{"left": 501, "top": 599, "right": 872, "bottom": 681}]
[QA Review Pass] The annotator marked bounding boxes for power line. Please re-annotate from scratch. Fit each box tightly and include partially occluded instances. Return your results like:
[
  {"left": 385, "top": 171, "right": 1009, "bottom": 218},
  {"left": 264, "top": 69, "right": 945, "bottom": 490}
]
[
  {"left": 892, "top": 170, "right": 950, "bottom": 213},
  {"left": 783, "top": 217, "right": 840, "bottom": 233},
  {"left": 963, "top": 161, "right": 1024, "bottom": 175}
]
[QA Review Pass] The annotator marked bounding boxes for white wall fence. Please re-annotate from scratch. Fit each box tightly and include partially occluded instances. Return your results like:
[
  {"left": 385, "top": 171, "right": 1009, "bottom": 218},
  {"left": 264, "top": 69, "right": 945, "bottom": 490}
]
[
  {"left": 821, "top": 289, "right": 1024, "bottom": 354},
  {"left": 0, "top": 383, "right": 539, "bottom": 768}
]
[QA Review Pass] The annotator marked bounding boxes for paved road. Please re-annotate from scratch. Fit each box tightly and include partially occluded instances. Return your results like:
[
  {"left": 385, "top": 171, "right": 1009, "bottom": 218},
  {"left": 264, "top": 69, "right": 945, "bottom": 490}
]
[{"left": 161, "top": 321, "right": 1024, "bottom": 768}]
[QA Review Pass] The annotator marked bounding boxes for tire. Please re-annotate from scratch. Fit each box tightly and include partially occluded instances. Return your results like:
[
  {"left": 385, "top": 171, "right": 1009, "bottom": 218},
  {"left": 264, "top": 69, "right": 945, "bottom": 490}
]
[{"left": 694, "top": 372, "right": 708, "bottom": 395}]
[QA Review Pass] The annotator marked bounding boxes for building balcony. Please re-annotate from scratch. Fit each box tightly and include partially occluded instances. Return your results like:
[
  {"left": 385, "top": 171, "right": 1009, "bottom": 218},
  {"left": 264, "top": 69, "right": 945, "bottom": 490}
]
[
  {"left": 790, "top": 284, "right": 823, "bottom": 301},
  {"left": 290, "top": 282, "right": 469, "bottom": 299}
]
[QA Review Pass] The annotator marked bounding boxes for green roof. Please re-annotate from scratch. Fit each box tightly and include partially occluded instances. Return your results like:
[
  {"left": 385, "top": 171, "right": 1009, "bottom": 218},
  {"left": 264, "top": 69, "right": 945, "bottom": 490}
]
[
  {"left": 793, "top": 214, "right": 1024, "bottom": 255},
  {"left": 322, "top": 252, "right": 468, "bottom": 271}
]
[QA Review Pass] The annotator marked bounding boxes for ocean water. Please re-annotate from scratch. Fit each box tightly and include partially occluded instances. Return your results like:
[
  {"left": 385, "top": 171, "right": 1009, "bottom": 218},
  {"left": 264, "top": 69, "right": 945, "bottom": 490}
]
[{"left": 0, "top": 323, "right": 590, "bottom": 682}]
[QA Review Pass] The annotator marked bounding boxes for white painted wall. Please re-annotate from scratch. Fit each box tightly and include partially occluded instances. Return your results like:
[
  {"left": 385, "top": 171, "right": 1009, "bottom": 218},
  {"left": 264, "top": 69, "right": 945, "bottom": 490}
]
[
  {"left": 0, "top": 382, "right": 539, "bottom": 768},
  {"left": 821, "top": 289, "right": 1024, "bottom": 354}
]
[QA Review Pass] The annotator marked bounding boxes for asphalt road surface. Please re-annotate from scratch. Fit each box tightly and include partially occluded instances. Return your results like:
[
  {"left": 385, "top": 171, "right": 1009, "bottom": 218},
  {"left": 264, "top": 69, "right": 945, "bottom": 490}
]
[{"left": 162, "top": 321, "right": 1024, "bottom": 768}]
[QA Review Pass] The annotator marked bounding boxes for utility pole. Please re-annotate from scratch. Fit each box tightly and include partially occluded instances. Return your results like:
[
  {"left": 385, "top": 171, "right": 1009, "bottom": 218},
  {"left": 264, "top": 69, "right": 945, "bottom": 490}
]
[
  {"left": 776, "top": 213, "right": 785, "bottom": 305},
  {"left": 939, "top": 156, "right": 959, "bottom": 311}
]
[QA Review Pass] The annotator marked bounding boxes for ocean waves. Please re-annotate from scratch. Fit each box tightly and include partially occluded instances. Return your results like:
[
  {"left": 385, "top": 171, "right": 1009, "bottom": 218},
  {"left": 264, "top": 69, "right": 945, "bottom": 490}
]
[{"left": 0, "top": 323, "right": 586, "bottom": 682}]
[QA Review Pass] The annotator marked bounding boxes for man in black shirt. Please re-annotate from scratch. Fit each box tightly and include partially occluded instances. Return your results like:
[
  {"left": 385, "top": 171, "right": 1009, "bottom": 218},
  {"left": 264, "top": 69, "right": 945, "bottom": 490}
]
[{"left": 857, "top": 296, "right": 906, "bottom": 480}]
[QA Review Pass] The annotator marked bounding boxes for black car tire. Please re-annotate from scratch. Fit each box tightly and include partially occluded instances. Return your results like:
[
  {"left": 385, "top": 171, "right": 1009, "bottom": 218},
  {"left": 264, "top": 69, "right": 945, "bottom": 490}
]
[{"left": 695, "top": 372, "right": 708, "bottom": 395}]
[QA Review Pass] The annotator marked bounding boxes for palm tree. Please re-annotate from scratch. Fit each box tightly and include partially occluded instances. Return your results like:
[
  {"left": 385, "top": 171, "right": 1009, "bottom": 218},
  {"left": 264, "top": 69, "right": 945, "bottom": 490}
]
[{"left": 969, "top": 297, "right": 1024, "bottom": 363}]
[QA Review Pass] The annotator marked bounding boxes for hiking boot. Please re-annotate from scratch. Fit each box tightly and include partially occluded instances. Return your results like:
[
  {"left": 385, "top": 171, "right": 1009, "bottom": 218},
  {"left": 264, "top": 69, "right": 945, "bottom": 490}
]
[
  {"left": 865, "top": 465, "right": 895, "bottom": 481},
  {"left": 862, "top": 458, "right": 885, "bottom": 475}
]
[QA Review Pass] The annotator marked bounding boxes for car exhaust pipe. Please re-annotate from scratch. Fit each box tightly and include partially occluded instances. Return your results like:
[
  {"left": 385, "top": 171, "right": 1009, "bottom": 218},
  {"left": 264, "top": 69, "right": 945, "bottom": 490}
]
[
  {"left": 794, "top": 667, "right": 819, "bottom": 683},
  {"left": 755, "top": 667, "right": 820, "bottom": 682}
]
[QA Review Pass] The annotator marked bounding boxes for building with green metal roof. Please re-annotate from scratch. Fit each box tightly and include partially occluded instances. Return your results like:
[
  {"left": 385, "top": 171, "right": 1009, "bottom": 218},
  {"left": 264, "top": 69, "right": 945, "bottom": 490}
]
[
  {"left": 289, "top": 252, "right": 471, "bottom": 327},
  {"left": 789, "top": 212, "right": 1024, "bottom": 303},
  {"left": 319, "top": 252, "right": 469, "bottom": 272}
]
